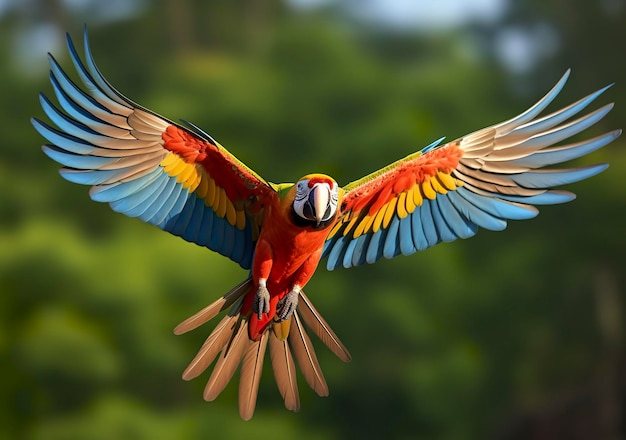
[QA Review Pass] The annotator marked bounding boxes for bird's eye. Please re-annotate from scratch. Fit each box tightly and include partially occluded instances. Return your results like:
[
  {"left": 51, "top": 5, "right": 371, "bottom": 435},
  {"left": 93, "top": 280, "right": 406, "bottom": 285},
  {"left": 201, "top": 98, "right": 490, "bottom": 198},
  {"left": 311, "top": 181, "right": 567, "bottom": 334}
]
[{"left": 295, "top": 181, "right": 308, "bottom": 201}]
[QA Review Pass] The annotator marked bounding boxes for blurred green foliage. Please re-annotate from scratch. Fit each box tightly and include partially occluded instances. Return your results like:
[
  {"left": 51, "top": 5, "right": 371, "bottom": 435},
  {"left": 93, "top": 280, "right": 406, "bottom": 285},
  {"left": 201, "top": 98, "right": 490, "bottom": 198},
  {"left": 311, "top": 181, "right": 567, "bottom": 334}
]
[{"left": 1, "top": 1, "right": 625, "bottom": 439}]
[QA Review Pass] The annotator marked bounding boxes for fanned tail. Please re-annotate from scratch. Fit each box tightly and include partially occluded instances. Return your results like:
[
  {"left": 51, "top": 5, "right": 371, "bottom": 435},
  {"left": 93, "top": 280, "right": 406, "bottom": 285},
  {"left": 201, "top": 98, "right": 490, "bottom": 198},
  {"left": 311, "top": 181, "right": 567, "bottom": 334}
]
[{"left": 174, "top": 278, "right": 350, "bottom": 419}]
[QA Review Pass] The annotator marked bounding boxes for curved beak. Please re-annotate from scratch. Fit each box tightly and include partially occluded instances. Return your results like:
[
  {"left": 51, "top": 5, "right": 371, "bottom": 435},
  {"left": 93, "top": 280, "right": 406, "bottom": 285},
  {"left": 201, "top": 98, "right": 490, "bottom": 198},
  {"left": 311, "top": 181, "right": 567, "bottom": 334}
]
[{"left": 310, "top": 183, "right": 330, "bottom": 225}]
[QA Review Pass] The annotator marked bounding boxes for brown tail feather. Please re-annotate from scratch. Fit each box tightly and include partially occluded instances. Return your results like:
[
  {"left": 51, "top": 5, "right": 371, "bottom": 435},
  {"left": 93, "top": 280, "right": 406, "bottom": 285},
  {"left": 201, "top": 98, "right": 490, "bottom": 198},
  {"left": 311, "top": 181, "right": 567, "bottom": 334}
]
[
  {"left": 203, "top": 318, "right": 248, "bottom": 401},
  {"left": 182, "top": 314, "right": 239, "bottom": 380},
  {"left": 238, "top": 331, "right": 269, "bottom": 420},
  {"left": 269, "top": 328, "right": 300, "bottom": 412},
  {"left": 298, "top": 290, "right": 351, "bottom": 362},
  {"left": 288, "top": 311, "right": 329, "bottom": 397},
  {"left": 174, "top": 278, "right": 253, "bottom": 335}
]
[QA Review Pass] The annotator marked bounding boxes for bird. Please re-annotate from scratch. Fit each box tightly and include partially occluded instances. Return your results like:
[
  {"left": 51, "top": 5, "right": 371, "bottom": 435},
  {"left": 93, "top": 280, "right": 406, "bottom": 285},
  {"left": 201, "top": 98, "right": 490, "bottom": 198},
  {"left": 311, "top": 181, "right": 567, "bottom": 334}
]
[{"left": 32, "top": 28, "right": 620, "bottom": 420}]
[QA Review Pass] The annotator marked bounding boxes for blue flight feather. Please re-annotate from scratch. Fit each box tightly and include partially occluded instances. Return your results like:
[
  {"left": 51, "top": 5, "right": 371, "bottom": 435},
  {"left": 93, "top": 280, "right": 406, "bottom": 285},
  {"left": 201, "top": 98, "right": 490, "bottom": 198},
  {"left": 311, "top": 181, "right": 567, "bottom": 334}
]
[
  {"left": 495, "top": 191, "right": 575, "bottom": 205},
  {"left": 342, "top": 237, "right": 359, "bottom": 269},
  {"left": 325, "top": 235, "right": 345, "bottom": 270},
  {"left": 510, "top": 164, "right": 608, "bottom": 189},
  {"left": 446, "top": 190, "right": 507, "bottom": 231},
  {"left": 511, "top": 84, "right": 612, "bottom": 138},
  {"left": 90, "top": 168, "right": 162, "bottom": 202},
  {"left": 513, "top": 104, "right": 613, "bottom": 152},
  {"left": 169, "top": 194, "right": 198, "bottom": 237},
  {"left": 150, "top": 181, "right": 185, "bottom": 226},
  {"left": 42, "top": 145, "right": 114, "bottom": 169},
  {"left": 435, "top": 195, "right": 477, "bottom": 239},
  {"left": 496, "top": 70, "right": 569, "bottom": 134},
  {"left": 39, "top": 93, "right": 100, "bottom": 138},
  {"left": 411, "top": 204, "right": 430, "bottom": 251},
  {"left": 230, "top": 227, "right": 246, "bottom": 264},
  {"left": 419, "top": 200, "right": 440, "bottom": 247},
  {"left": 123, "top": 174, "right": 171, "bottom": 218},
  {"left": 210, "top": 214, "right": 226, "bottom": 251},
  {"left": 351, "top": 234, "right": 371, "bottom": 268},
  {"left": 221, "top": 218, "right": 236, "bottom": 258},
  {"left": 366, "top": 229, "right": 385, "bottom": 264},
  {"left": 82, "top": 28, "right": 129, "bottom": 107},
  {"left": 33, "top": 119, "right": 95, "bottom": 155},
  {"left": 183, "top": 197, "right": 206, "bottom": 244},
  {"left": 158, "top": 186, "right": 191, "bottom": 228},
  {"left": 49, "top": 74, "right": 109, "bottom": 129},
  {"left": 110, "top": 172, "right": 168, "bottom": 213},
  {"left": 58, "top": 167, "right": 126, "bottom": 185},
  {"left": 139, "top": 177, "right": 178, "bottom": 223},
  {"left": 48, "top": 54, "right": 113, "bottom": 121},
  {"left": 66, "top": 34, "right": 121, "bottom": 112},
  {"left": 455, "top": 187, "right": 537, "bottom": 220},
  {"left": 429, "top": 197, "right": 456, "bottom": 242},
  {"left": 399, "top": 216, "right": 416, "bottom": 256},
  {"left": 353, "top": 234, "right": 371, "bottom": 267},
  {"left": 508, "top": 131, "right": 619, "bottom": 169},
  {"left": 383, "top": 215, "right": 401, "bottom": 259}
]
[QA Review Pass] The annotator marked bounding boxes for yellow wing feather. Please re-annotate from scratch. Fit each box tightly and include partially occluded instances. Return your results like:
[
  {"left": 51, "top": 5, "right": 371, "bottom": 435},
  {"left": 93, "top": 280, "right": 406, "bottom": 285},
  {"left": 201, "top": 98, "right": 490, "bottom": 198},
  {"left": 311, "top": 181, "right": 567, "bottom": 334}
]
[
  {"left": 216, "top": 188, "right": 227, "bottom": 218},
  {"left": 396, "top": 192, "right": 408, "bottom": 219},
  {"left": 371, "top": 203, "right": 387, "bottom": 233},
  {"left": 436, "top": 171, "right": 458, "bottom": 191},
  {"left": 412, "top": 184, "right": 423, "bottom": 206},
  {"left": 429, "top": 175, "right": 448, "bottom": 195},
  {"left": 382, "top": 197, "right": 397, "bottom": 229},
  {"left": 420, "top": 179, "right": 437, "bottom": 200},
  {"left": 205, "top": 176, "right": 217, "bottom": 208},
  {"left": 405, "top": 187, "right": 416, "bottom": 214}
]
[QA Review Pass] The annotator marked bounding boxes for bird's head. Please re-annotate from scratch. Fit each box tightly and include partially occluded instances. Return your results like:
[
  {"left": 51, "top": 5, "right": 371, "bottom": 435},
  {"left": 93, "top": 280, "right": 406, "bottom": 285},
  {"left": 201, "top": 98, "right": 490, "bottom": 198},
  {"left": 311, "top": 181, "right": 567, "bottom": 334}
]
[{"left": 291, "top": 174, "right": 340, "bottom": 227}]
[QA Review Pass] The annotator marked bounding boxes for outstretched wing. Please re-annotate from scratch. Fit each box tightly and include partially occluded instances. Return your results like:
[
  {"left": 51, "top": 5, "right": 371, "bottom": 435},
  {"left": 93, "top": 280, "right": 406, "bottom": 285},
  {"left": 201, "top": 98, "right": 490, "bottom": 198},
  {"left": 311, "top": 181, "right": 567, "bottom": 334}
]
[
  {"left": 323, "top": 70, "right": 620, "bottom": 270},
  {"left": 32, "top": 28, "right": 276, "bottom": 269}
]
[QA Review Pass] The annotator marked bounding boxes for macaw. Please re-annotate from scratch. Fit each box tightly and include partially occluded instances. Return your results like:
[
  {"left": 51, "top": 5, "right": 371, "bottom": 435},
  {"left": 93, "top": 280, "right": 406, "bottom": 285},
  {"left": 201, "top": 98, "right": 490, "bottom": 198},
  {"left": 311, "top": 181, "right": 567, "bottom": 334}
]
[{"left": 33, "top": 29, "right": 620, "bottom": 420}]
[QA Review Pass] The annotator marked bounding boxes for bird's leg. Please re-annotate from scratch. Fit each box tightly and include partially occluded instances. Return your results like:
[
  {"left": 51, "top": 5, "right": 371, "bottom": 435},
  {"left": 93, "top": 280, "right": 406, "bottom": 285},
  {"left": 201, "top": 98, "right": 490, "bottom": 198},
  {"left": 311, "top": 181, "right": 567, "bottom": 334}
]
[
  {"left": 276, "top": 285, "right": 301, "bottom": 321},
  {"left": 253, "top": 278, "right": 270, "bottom": 319}
]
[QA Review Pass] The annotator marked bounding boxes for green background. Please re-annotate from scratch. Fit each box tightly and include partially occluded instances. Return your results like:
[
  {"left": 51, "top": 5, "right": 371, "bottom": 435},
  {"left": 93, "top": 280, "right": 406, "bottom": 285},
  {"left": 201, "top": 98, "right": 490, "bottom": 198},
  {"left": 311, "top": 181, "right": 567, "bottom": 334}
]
[{"left": 1, "top": 1, "right": 625, "bottom": 438}]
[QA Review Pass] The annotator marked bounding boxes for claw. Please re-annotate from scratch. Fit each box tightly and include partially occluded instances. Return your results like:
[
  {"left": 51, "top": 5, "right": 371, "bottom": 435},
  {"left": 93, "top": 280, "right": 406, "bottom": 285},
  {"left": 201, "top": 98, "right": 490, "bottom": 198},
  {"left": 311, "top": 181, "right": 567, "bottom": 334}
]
[
  {"left": 253, "top": 284, "right": 270, "bottom": 320},
  {"left": 276, "top": 289, "right": 299, "bottom": 322}
]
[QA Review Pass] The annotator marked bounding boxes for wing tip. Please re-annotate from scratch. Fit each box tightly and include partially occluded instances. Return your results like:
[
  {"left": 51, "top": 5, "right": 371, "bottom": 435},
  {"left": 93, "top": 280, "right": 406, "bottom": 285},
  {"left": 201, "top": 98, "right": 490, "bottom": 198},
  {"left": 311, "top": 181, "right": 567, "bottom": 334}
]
[
  {"left": 568, "top": 162, "right": 609, "bottom": 181},
  {"left": 612, "top": 128, "right": 623, "bottom": 140}
]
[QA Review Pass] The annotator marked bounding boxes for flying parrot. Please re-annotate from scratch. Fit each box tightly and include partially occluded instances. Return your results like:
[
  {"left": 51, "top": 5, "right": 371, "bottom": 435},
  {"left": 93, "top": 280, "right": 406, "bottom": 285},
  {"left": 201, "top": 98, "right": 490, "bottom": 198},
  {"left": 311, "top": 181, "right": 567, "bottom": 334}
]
[{"left": 33, "top": 29, "right": 620, "bottom": 420}]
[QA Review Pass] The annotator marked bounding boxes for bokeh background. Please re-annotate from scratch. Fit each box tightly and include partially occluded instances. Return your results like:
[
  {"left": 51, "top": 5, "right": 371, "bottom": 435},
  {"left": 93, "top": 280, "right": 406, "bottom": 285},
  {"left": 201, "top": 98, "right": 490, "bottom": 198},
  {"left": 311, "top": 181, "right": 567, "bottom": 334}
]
[{"left": 1, "top": 0, "right": 625, "bottom": 439}]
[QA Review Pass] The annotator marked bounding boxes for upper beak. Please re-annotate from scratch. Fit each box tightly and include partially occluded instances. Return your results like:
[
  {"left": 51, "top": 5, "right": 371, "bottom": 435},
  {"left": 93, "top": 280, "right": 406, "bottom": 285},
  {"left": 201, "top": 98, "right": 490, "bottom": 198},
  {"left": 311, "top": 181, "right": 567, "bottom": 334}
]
[{"left": 310, "top": 184, "right": 330, "bottom": 225}]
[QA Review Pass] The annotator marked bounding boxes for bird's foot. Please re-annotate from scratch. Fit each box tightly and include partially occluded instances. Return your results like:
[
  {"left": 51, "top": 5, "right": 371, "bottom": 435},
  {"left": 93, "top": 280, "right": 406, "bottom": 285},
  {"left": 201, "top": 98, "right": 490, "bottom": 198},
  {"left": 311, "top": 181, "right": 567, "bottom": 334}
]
[
  {"left": 253, "top": 282, "right": 270, "bottom": 320},
  {"left": 276, "top": 288, "right": 300, "bottom": 322}
]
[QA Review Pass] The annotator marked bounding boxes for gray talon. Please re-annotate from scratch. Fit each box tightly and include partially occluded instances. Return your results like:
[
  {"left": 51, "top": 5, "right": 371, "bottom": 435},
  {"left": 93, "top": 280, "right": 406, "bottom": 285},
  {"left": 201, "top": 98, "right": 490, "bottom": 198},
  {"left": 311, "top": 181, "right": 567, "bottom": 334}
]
[
  {"left": 277, "top": 290, "right": 299, "bottom": 321},
  {"left": 253, "top": 285, "right": 270, "bottom": 319}
]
